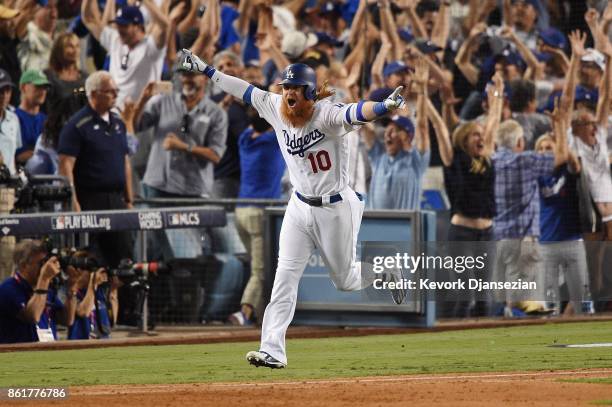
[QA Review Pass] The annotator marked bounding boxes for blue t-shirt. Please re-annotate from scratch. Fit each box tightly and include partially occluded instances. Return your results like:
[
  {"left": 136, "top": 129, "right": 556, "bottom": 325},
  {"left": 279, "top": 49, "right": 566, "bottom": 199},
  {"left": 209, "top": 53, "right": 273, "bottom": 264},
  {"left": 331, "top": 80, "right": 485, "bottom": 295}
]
[
  {"left": 367, "top": 141, "right": 430, "bottom": 210},
  {"left": 538, "top": 166, "right": 581, "bottom": 242},
  {"left": 0, "top": 274, "right": 63, "bottom": 343},
  {"left": 238, "top": 128, "right": 285, "bottom": 201},
  {"left": 15, "top": 108, "right": 46, "bottom": 156},
  {"left": 219, "top": 5, "right": 241, "bottom": 50},
  {"left": 68, "top": 287, "right": 111, "bottom": 340},
  {"left": 58, "top": 104, "right": 128, "bottom": 192},
  {"left": 242, "top": 21, "right": 260, "bottom": 65}
]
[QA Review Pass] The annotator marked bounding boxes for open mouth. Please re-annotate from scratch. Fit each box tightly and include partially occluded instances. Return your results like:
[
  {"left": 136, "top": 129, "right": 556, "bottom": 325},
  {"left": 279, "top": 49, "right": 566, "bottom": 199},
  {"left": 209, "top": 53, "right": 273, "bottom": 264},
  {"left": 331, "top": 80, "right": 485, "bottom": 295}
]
[{"left": 287, "top": 97, "right": 296, "bottom": 107}]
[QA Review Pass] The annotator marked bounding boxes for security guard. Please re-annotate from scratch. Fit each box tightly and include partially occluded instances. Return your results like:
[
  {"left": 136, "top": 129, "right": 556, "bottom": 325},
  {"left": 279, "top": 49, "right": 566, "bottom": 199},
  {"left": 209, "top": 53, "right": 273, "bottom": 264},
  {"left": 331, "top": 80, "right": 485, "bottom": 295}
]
[{"left": 58, "top": 70, "right": 133, "bottom": 268}]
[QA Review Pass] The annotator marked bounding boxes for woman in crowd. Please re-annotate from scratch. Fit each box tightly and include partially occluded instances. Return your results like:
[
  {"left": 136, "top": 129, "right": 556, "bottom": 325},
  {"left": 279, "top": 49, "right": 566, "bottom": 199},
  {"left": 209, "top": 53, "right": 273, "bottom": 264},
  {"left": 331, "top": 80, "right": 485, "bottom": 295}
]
[
  {"left": 44, "top": 32, "right": 87, "bottom": 115},
  {"left": 438, "top": 73, "right": 504, "bottom": 317}
]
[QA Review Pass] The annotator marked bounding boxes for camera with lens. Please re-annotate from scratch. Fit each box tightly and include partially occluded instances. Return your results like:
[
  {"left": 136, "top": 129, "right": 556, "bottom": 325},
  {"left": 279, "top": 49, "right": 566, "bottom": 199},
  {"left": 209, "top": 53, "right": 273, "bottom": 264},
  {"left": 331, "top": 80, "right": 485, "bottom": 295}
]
[
  {"left": 0, "top": 165, "right": 72, "bottom": 213},
  {"left": 108, "top": 258, "right": 169, "bottom": 282}
]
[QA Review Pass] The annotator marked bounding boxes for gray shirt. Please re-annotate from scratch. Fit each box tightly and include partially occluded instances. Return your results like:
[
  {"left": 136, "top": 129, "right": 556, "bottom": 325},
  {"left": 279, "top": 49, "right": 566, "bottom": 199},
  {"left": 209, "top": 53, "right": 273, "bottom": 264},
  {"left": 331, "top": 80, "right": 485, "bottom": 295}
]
[
  {"left": 138, "top": 92, "right": 228, "bottom": 196},
  {"left": 512, "top": 112, "right": 551, "bottom": 150}
]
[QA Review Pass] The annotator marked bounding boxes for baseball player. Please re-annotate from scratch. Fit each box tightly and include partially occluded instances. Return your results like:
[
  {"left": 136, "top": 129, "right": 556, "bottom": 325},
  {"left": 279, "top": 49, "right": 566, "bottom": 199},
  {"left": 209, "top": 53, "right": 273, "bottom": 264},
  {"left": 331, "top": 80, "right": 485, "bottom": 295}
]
[{"left": 180, "top": 49, "right": 408, "bottom": 369}]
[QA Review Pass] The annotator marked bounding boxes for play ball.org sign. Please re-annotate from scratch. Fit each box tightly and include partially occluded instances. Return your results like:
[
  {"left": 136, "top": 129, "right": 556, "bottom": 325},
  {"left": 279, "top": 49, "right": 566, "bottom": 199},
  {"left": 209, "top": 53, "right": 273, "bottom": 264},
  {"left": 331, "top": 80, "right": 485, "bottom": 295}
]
[{"left": 52, "top": 214, "right": 112, "bottom": 231}]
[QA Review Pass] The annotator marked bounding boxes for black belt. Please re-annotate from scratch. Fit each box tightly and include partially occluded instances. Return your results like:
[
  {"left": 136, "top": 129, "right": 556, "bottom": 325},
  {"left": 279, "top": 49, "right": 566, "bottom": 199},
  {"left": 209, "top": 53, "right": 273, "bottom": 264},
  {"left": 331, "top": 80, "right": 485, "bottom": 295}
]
[{"left": 295, "top": 191, "right": 363, "bottom": 207}]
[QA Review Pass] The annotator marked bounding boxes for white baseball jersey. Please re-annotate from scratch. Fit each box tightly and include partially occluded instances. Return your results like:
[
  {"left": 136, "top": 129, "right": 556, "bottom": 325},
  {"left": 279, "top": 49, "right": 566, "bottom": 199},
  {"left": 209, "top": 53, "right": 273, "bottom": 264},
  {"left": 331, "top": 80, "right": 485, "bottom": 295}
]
[{"left": 249, "top": 88, "right": 361, "bottom": 197}]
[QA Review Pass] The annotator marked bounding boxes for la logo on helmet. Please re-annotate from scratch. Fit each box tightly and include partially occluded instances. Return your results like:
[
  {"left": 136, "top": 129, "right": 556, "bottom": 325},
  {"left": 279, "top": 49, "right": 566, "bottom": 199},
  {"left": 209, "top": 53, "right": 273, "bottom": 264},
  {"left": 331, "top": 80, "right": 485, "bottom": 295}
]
[{"left": 286, "top": 69, "right": 294, "bottom": 79}]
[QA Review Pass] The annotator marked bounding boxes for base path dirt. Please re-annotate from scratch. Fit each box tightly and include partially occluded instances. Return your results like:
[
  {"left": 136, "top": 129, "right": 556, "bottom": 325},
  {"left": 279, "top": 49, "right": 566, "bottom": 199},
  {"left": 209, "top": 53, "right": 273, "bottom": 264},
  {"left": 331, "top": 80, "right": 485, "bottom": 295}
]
[{"left": 10, "top": 369, "right": 612, "bottom": 407}]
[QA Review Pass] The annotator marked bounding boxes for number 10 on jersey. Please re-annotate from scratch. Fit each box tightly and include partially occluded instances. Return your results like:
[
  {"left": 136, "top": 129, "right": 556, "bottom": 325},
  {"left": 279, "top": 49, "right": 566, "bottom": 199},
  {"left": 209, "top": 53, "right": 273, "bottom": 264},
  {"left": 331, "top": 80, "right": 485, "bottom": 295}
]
[{"left": 307, "top": 150, "right": 332, "bottom": 173}]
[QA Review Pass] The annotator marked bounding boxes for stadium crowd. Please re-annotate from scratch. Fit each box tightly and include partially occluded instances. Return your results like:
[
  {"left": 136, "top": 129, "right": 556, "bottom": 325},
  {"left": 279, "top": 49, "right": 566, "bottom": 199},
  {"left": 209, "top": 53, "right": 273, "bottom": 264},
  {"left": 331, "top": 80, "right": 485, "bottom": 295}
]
[{"left": 0, "top": 0, "right": 611, "bottom": 341}]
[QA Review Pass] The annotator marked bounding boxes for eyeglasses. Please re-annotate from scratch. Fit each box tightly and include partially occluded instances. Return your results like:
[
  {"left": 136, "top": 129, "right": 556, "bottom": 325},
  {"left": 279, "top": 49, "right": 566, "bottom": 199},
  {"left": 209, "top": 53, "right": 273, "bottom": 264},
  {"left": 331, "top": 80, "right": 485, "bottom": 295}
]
[
  {"left": 573, "top": 120, "right": 597, "bottom": 127},
  {"left": 97, "top": 88, "right": 119, "bottom": 96},
  {"left": 121, "top": 50, "right": 130, "bottom": 70},
  {"left": 181, "top": 114, "right": 190, "bottom": 134}
]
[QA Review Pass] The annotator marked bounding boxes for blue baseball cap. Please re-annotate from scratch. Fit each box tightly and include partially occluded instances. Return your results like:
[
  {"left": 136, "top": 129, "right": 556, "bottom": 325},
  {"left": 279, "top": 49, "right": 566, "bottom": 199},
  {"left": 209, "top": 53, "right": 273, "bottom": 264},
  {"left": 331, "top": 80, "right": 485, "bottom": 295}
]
[
  {"left": 112, "top": 6, "right": 144, "bottom": 26},
  {"left": 512, "top": 0, "right": 539, "bottom": 10},
  {"left": 483, "top": 48, "right": 525, "bottom": 72},
  {"left": 383, "top": 61, "right": 412, "bottom": 78},
  {"left": 315, "top": 32, "right": 343, "bottom": 47},
  {"left": 538, "top": 28, "right": 567, "bottom": 50},
  {"left": 391, "top": 115, "right": 414, "bottom": 135},
  {"left": 535, "top": 51, "right": 553, "bottom": 62},
  {"left": 398, "top": 27, "right": 414, "bottom": 43},
  {"left": 368, "top": 87, "right": 393, "bottom": 102},
  {"left": 415, "top": 39, "right": 443, "bottom": 55}
]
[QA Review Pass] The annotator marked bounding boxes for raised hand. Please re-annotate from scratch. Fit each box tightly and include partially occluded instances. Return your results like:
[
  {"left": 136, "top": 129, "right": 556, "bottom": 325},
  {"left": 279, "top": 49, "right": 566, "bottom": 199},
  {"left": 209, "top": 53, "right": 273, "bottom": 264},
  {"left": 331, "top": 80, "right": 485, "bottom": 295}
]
[
  {"left": 179, "top": 48, "right": 210, "bottom": 74},
  {"left": 584, "top": 8, "right": 599, "bottom": 26},
  {"left": 568, "top": 30, "right": 587, "bottom": 58},
  {"left": 604, "top": 1, "right": 612, "bottom": 23},
  {"left": 486, "top": 72, "right": 504, "bottom": 106},
  {"left": 384, "top": 86, "right": 406, "bottom": 111},
  {"left": 39, "top": 257, "right": 61, "bottom": 283},
  {"left": 169, "top": 1, "right": 187, "bottom": 24},
  {"left": 413, "top": 57, "right": 430, "bottom": 86},
  {"left": 469, "top": 22, "right": 487, "bottom": 39}
]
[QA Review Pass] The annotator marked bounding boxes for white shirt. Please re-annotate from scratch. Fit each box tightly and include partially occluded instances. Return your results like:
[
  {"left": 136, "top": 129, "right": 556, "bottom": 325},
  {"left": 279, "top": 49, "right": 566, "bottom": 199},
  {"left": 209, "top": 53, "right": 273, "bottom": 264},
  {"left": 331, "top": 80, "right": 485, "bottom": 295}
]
[
  {"left": 100, "top": 27, "right": 166, "bottom": 108},
  {"left": 17, "top": 22, "right": 53, "bottom": 72},
  {"left": 569, "top": 127, "right": 612, "bottom": 203},
  {"left": 0, "top": 109, "right": 22, "bottom": 174},
  {"left": 249, "top": 88, "right": 360, "bottom": 196}
]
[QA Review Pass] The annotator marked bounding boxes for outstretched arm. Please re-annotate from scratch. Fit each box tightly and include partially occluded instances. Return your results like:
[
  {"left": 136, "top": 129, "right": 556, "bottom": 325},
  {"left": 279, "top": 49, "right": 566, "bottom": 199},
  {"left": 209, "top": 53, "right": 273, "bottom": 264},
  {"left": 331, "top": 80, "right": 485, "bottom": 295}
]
[
  {"left": 142, "top": 0, "right": 170, "bottom": 49},
  {"left": 596, "top": 39, "right": 612, "bottom": 127},
  {"left": 180, "top": 49, "right": 254, "bottom": 101},
  {"left": 413, "top": 58, "right": 430, "bottom": 154},
  {"left": 560, "top": 31, "right": 587, "bottom": 128},
  {"left": 483, "top": 73, "right": 504, "bottom": 155},
  {"left": 81, "top": 0, "right": 104, "bottom": 41}
]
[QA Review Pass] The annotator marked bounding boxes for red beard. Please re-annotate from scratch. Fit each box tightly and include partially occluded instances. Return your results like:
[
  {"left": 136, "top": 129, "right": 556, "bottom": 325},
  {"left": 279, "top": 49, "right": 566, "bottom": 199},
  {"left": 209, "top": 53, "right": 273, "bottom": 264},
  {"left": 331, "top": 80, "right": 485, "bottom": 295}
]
[{"left": 280, "top": 98, "right": 315, "bottom": 128}]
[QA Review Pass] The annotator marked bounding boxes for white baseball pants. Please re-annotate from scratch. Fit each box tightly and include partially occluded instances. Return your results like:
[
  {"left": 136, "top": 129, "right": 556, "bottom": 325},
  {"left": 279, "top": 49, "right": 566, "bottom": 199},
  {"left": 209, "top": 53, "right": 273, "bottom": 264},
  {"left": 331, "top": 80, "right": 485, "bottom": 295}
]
[{"left": 259, "top": 187, "right": 370, "bottom": 365}]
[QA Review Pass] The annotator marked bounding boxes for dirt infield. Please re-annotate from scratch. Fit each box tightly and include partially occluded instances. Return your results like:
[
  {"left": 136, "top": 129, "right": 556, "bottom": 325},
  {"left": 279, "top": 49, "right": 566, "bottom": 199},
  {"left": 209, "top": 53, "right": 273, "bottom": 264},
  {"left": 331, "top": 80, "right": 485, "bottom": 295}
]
[{"left": 7, "top": 369, "right": 612, "bottom": 407}]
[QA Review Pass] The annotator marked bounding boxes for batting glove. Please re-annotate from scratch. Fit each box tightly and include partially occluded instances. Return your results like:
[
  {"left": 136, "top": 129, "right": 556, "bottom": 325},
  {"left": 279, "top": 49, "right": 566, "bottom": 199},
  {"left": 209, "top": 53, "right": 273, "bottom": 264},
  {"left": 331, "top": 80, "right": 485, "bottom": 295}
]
[
  {"left": 383, "top": 86, "right": 406, "bottom": 111},
  {"left": 180, "top": 48, "right": 209, "bottom": 74}
]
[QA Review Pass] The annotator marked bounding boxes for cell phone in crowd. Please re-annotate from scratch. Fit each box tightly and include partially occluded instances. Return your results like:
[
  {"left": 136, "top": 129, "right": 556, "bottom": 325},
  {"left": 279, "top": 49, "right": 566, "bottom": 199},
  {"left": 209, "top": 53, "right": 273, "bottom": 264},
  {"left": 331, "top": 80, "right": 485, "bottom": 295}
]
[{"left": 154, "top": 81, "right": 173, "bottom": 95}]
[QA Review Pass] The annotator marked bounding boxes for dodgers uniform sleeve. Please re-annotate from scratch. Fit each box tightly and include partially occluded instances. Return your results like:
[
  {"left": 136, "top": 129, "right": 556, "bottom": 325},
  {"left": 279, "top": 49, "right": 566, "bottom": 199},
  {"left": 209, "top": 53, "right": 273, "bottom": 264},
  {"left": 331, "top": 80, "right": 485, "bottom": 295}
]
[{"left": 321, "top": 101, "right": 365, "bottom": 135}]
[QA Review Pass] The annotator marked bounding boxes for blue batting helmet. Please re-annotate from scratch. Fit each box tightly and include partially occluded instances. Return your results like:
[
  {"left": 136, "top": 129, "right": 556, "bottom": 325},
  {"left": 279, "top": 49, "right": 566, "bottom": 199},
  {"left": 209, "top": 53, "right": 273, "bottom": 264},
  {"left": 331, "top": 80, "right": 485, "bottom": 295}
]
[{"left": 278, "top": 63, "right": 317, "bottom": 100}]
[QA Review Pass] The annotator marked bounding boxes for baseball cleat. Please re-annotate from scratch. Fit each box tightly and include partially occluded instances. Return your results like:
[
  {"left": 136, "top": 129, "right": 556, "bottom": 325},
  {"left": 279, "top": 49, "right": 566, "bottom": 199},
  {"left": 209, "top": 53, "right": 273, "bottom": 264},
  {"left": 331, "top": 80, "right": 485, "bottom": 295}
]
[
  {"left": 246, "top": 351, "right": 286, "bottom": 369},
  {"left": 385, "top": 268, "right": 407, "bottom": 305},
  {"left": 179, "top": 49, "right": 208, "bottom": 74}
]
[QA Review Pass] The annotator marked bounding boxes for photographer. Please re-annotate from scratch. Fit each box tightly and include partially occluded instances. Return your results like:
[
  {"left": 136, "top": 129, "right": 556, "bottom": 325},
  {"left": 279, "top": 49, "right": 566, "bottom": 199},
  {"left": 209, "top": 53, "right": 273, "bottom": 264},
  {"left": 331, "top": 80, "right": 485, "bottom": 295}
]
[
  {"left": 68, "top": 254, "right": 118, "bottom": 340},
  {"left": 0, "top": 239, "right": 78, "bottom": 343}
]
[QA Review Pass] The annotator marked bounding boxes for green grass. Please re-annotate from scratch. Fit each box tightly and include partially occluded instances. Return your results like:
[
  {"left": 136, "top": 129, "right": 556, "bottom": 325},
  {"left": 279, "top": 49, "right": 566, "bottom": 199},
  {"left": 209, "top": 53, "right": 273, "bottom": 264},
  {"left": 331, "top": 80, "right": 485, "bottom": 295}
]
[
  {"left": 591, "top": 401, "right": 612, "bottom": 406},
  {"left": 563, "top": 378, "right": 612, "bottom": 385},
  {"left": 1, "top": 321, "right": 611, "bottom": 387}
]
